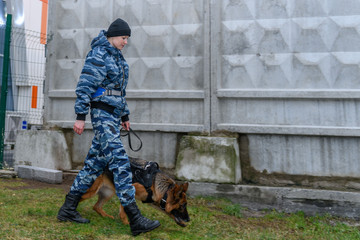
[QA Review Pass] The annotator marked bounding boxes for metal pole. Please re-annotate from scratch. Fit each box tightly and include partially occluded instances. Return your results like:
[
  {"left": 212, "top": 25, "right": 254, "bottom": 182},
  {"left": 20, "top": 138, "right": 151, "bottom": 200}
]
[{"left": 0, "top": 14, "right": 12, "bottom": 169}]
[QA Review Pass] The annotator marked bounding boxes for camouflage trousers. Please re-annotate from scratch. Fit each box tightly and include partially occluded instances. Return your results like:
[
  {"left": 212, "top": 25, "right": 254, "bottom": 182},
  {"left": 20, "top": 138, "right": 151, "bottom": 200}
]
[{"left": 70, "top": 108, "right": 135, "bottom": 206}]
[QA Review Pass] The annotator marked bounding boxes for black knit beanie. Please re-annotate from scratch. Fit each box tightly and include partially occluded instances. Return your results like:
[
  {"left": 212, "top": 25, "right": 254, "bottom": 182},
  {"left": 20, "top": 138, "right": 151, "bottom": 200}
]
[{"left": 107, "top": 18, "right": 131, "bottom": 37}]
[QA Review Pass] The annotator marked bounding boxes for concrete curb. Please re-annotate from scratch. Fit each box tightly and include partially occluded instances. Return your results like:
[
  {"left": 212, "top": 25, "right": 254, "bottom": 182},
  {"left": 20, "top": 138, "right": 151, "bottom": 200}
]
[
  {"left": 188, "top": 182, "right": 360, "bottom": 219},
  {"left": 16, "top": 165, "right": 62, "bottom": 184}
]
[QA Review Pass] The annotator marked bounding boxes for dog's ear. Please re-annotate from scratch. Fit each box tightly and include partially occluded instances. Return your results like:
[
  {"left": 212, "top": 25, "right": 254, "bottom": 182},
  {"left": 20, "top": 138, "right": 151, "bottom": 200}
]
[{"left": 182, "top": 182, "right": 189, "bottom": 193}]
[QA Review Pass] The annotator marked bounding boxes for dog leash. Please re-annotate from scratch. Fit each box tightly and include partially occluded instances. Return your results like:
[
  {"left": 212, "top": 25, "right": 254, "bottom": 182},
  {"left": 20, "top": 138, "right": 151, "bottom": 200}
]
[{"left": 120, "top": 127, "right": 143, "bottom": 152}]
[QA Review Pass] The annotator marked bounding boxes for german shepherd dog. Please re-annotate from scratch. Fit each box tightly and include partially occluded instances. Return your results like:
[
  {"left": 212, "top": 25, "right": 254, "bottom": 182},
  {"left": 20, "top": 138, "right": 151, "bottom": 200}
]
[{"left": 80, "top": 157, "right": 190, "bottom": 227}]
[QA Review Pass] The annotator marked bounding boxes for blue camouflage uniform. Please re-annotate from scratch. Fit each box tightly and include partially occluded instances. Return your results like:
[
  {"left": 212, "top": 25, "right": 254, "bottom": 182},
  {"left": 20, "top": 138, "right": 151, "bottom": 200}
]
[{"left": 69, "top": 30, "right": 135, "bottom": 206}]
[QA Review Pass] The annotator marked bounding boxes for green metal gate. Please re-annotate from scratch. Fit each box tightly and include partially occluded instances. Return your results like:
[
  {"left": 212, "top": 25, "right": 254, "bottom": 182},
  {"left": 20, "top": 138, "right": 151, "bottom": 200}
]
[{"left": 0, "top": 14, "right": 12, "bottom": 169}]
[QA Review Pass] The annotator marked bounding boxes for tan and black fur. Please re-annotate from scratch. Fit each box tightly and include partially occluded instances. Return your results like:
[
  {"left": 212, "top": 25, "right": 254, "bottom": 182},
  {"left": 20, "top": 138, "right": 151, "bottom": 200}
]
[{"left": 80, "top": 157, "right": 190, "bottom": 227}]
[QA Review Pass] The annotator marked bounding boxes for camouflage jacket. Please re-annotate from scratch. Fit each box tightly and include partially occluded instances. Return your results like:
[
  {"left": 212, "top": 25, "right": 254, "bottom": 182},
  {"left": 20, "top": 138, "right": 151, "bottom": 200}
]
[{"left": 74, "top": 30, "right": 130, "bottom": 121}]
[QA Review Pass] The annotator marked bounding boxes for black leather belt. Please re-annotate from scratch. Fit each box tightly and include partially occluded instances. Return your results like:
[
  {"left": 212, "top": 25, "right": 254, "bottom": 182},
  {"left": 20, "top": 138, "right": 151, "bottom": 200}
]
[{"left": 90, "top": 101, "right": 115, "bottom": 113}]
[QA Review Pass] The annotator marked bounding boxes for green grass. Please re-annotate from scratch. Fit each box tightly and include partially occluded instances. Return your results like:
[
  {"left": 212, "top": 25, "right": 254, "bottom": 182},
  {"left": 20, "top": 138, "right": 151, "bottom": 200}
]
[{"left": 0, "top": 178, "right": 359, "bottom": 240}]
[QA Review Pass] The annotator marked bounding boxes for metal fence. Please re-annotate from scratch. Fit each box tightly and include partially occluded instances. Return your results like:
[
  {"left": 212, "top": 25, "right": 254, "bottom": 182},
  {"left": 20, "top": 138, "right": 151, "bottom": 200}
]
[{"left": 0, "top": 15, "right": 46, "bottom": 169}]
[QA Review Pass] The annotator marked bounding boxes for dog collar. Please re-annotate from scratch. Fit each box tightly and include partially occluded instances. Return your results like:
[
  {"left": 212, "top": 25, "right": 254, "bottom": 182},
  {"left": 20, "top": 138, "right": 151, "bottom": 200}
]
[
  {"left": 159, "top": 183, "right": 174, "bottom": 211},
  {"left": 160, "top": 192, "right": 167, "bottom": 210}
]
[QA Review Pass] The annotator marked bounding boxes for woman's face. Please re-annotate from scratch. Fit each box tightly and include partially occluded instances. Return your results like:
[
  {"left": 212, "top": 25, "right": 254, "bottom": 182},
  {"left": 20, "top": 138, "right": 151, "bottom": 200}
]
[{"left": 108, "top": 36, "right": 129, "bottom": 50}]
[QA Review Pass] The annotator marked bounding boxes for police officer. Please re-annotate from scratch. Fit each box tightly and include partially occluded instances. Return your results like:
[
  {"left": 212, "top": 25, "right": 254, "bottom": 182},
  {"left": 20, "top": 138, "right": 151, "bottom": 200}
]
[{"left": 57, "top": 18, "right": 160, "bottom": 236}]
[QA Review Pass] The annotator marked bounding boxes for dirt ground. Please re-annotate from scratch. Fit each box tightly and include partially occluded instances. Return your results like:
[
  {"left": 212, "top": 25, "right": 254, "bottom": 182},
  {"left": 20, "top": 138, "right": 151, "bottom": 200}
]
[{"left": 4, "top": 172, "right": 77, "bottom": 193}]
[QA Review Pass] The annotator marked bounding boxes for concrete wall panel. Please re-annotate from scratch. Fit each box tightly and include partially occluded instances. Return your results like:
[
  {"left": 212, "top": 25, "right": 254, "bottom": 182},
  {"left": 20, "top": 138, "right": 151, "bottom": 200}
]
[
  {"left": 45, "top": 0, "right": 209, "bottom": 133},
  {"left": 68, "top": 131, "right": 178, "bottom": 169},
  {"left": 122, "top": 132, "right": 179, "bottom": 169},
  {"left": 45, "top": 0, "right": 360, "bottom": 181},
  {"left": 212, "top": 0, "right": 360, "bottom": 134},
  {"left": 55, "top": 0, "right": 85, "bottom": 30},
  {"left": 218, "top": 99, "right": 360, "bottom": 128},
  {"left": 248, "top": 135, "right": 360, "bottom": 178}
]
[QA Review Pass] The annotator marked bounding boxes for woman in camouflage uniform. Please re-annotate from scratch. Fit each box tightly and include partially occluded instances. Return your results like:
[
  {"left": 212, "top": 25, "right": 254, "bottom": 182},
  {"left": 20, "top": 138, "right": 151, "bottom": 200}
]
[{"left": 57, "top": 18, "right": 160, "bottom": 236}]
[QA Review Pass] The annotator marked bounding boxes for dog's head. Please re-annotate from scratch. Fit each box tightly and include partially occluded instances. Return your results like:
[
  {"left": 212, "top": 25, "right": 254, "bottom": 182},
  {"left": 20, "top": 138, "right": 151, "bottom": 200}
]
[{"left": 164, "top": 182, "right": 190, "bottom": 227}]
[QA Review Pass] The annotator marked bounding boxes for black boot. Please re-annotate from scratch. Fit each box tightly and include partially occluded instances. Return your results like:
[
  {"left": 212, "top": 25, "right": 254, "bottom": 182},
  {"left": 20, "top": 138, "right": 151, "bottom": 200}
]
[
  {"left": 124, "top": 201, "right": 160, "bottom": 236},
  {"left": 57, "top": 193, "right": 90, "bottom": 223}
]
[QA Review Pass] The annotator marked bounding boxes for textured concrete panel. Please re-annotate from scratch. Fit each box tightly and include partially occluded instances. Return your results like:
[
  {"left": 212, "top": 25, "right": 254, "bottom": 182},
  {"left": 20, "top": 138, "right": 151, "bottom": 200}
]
[
  {"left": 68, "top": 130, "right": 178, "bottom": 169},
  {"left": 222, "top": 0, "right": 255, "bottom": 20},
  {"left": 55, "top": 29, "right": 86, "bottom": 59},
  {"left": 290, "top": 0, "right": 327, "bottom": 17},
  {"left": 122, "top": 132, "right": 179, "bottom": 169},
  {"left": 46, "top": 0, "right": 208, "bottom": 133},
  {"left": 256, "top": 0, "right": 289, "bottom": 19},
  {"left": 328, "top": 0, "right": 360, "bottom": 16},
  {"left": 293, "top": 53, "right": 331, "bottom": 88},
  {"left": 48, "top": 99, "right": 78, "bottom": 122},
  {"left": 53, "top": 59, "right": 84, "bottom": 90},
  {"left": 56, "top": 0, "right": 86, "bottom": 29},
  {"left": 211, "top": 0, "right": 360, "bottom": 178},
  {"left": 219, "top": 98, "right": 360, "bottom": 128},
  {"left": 248, "top": 135, "right": 360, "bottom": 178},
  {"left": 292, "top": 18, "right": 331, "bottom": 53},
  {"left": 130, "top": 99, "right": 204, "bottom": 125},
  {"left": 214, "top": 0, "right": 360, "bottom": 135},
  {"left": 46, "top": 0, "right": 360, "bottom": 184},
  {"left": 84, "top": 0, "right": 114, "bottom": 28},
  {"left": 332, "top": 53, "right": 360, "bottom": 88}
]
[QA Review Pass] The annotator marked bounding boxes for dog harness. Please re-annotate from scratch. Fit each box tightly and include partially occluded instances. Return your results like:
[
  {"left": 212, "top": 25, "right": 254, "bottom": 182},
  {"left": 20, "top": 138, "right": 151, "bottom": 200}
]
[
  {"left": 131, "top": 161, "right": 159, "bottom": 203},
  {"left": 130, "top": 161, "right": 173, "bottom": 210}
]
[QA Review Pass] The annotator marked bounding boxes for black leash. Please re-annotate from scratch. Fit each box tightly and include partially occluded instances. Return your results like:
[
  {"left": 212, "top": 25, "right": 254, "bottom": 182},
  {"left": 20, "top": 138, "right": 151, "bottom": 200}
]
[{"left": 120, "top": 127, "right": 143, "bottom": 152}]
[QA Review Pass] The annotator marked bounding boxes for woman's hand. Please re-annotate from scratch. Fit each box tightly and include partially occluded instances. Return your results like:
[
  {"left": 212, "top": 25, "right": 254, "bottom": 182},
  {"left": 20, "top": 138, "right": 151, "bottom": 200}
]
[
  {"left": 121, "top": 121, "right": 130, "bottom": 131},
  {"left": 73, "top": 120, "right": 85, "bottom": 135}
]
